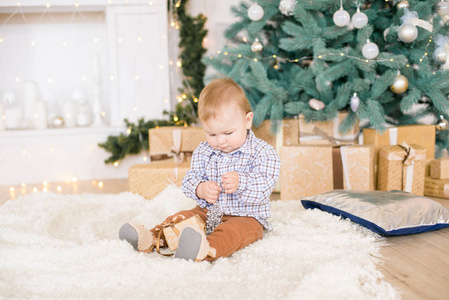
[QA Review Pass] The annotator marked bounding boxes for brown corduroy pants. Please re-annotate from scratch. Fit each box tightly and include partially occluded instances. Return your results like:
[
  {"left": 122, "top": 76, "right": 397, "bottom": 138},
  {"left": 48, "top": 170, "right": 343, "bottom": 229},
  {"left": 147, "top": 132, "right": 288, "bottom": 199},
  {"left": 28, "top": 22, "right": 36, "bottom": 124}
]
[{"left": 150, "top": 205, "right": 264, "bottom": 262}]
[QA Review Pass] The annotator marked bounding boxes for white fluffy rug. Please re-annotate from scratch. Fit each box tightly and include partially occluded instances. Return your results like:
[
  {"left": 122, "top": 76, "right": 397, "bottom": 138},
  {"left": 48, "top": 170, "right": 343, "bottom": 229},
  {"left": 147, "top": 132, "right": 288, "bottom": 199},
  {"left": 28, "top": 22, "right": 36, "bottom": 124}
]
[{"left": 0, "top": 186, "right": 399, "bottom": 300}]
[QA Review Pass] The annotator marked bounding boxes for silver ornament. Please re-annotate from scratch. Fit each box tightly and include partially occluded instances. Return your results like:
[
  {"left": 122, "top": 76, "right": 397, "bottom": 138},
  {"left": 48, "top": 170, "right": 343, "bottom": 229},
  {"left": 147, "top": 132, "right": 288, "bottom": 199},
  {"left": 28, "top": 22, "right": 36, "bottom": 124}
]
[
  {"left": 205, "top": 203, "right": 223, "bottom": 235},
  {"left": 433, "top": 46, "right": 448, "bottom": 64},
  {"left": 362, "top": 40, "right": 379, "bottom": 59},
  {"left": 247, "top": 3, "right": 264, "bottom": 21},
  {"left": 333, "top": 7, "right": 350, "bottom": 27},
  {"left": 398, "top": 23, "right": 418, "bottom": 43},
  {"left": 309, "top": 98, "right": 325, "bottom": 111},
  {"left": 251, "top": 38, "right": 263, "bottom": 52},
  {"left": 437, "top": 117, "right": 449, "bottom": 131},
  {"left": 350, "top": 93, "right": 360, "bottom": 112},
  {"left": 351, "top": 9, "right": 368, "bottom": 29},
  {"left": 437, "top": 1, "right": 449, "bottom": 16},
  {"left": 279, "top": 0, "right": 297, "bottom": 16},
  {"left": 397, "top": 1, "right": 409, "bottom": 9}
]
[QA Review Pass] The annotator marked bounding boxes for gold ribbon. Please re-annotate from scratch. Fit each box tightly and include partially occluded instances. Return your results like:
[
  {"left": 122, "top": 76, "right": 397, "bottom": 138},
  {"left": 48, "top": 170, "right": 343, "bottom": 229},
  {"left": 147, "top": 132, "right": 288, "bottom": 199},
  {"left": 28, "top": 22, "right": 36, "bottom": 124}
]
[
  {"left": 300, "top": 127, "right": 359, "bottom": 145},
  {"left": 150, "top": 128, "right": 193, "bottom": 163}
]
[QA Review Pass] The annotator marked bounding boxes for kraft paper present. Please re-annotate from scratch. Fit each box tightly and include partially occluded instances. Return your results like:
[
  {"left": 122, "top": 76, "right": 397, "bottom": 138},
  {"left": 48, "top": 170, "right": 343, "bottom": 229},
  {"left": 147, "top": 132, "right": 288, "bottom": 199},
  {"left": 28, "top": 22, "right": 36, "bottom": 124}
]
[
  {"left": 162, "top": 214, "right": 206, "bottom": 252},
  {"left": 363, "top": 125, "right": 435, "bottom": 160},
  {"left": 299, "top": 111, "right": 360, "bottom": 145},
  {"left": 424, "top": 176, "right": 449, "bottom": 199},
  {"left": 149, "top": 126, "right": 206, "bottom": 162},
  {"left": 377, "top": 144, "right": 426, "bottom": 196},
  {"left": 280, "top": 144, "right": 374, "bottom": 199},
  {"left": 128, "top": 162, "right": 190, "bottom": 200},
  {"left": 253, "top": 118, "right": 299, "bottom": 149},
  {"left": 253, "top": 118, "right": 299, "bottom": 192},
  {"left": 430, "top": 158, "right": 449, "bottom": 179}
]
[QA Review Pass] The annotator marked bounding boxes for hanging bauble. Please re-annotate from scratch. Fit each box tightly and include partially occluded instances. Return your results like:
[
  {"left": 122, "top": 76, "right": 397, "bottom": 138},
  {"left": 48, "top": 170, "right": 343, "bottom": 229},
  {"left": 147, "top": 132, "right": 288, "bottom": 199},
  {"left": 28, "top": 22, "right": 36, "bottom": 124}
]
[
  {"left": 350, "top": 93, "right": 360, "bottom": 112},
  {"left": 351, "top": 8, "right": 368, "bottom": 29},
  {"left": 333, "top": 7, "right": 350, "bottom": 27},
  {"left": 279, "top": 0, "right": 297, "bottom": 16},
  {"left": 309, "top": 98, "right": 325, "bottom": 111},
  {"left": 397, "top": 1, "right": 409, "bottom": 9},
  {"left": 51, "top": 116, "right": 65, "bottom": 128},
  {"left": 247, "top": 3, "right": 264, "bottom": 21},
  {"left": 398, "top": 23, "right": 418, "bottom": 43},
  {"left": 390, "top": 74, "right": 409, "bottom": 94},
  {"left": 362, "top": 39, "right": 379, "bottom": 59},
  {"left": 433, "top": 46, "right": 448, "bottom": 64},
  {"left": 437, "top": 1, "right": 449, "bottom": 16},
  {"left": 251, "top": 38, "right": 263, "bottom": 52},
  {"left": 442, "top": 14, "right": 449, "bottom": 23},
  {"left": 436, "top": 116, "right": 449, "bottom": 131}
]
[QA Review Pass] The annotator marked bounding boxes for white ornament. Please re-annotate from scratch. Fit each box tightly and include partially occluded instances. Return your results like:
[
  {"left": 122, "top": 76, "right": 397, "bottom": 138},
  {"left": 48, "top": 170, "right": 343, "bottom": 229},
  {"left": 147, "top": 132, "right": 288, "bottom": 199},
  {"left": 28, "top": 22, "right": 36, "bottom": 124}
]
[
  {"left": 350, "top": 93, "right": 360, "bottom": 112},
  {"left": 397, "top": 1, "right": 409, "bottom": 9},
  {"left": 251, "top": 38, "right": 263, "bottom": 52},
  {"left": 333, "top": 7, "right": 350, "bottom": 27},
  {"left": 309, "top": 98, "right": 325, "bottom": 111},
  {"left": 437, "top": 1, "right": 449, "bottom": 16},
  {"left": 434, "top": 46, "right": 448, "bottom": 64},
  {"left": 279, "top": 0, "right": 297, "bottom": 16},
  {"left": 362, "top": 39, "right": 379, "bottom": 59},
  {"left": 351, "top": 8, "right": 368, "bottom": 29},
  {"left": 248, "top": 3, "right": 264, "bottom": 21},
  {"left": 398, "top": 23, "right": 418, "bottom": 43}
]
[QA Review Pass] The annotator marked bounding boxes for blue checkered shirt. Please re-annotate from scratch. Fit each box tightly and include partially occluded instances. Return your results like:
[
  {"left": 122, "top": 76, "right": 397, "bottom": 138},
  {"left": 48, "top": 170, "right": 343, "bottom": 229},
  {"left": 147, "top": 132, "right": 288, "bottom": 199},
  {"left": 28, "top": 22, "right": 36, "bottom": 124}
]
[{"left": 181, "top": 130, "right": 280, "bottom": 230}]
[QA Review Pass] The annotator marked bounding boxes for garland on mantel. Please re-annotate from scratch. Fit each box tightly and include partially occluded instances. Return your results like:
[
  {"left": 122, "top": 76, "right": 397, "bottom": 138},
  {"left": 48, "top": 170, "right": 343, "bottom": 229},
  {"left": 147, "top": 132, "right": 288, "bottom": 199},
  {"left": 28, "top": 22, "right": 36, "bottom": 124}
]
[{"left": 98, "top": 0, "right": 207, "bottom": 165}]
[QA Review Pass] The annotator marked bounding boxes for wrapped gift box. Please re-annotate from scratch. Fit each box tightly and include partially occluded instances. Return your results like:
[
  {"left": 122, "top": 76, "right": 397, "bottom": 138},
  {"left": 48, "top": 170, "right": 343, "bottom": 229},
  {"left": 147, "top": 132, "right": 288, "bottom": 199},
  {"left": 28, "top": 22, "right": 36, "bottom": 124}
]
[
  {"left": 253, "top": 118, "right": 299, "bottom": 192},
  {"left": 280, "top": 144, "right": 374, "bottom": 199},
  {"left": 430, "top": 158, "right": 449, "bottom": 179},
  {"left": 149, "top": 126, "right": 206, "bottom": 162},
  {"left": 299, "top": 111, "right": 359, "bottom": 145},
  {"left": 128, "top": 162, "right": 190, "bottom": 200},
  {"left": 253, "top": 118, "right": 299, "bottom": 148},
  {"left": 424, "top": 177, "right": 449, "bottom": 199},
  {"left": 363, "top": 125, "right": 435, "bottom": 159},
  {"left": 163, "top": 214, "right": 205, "bottom": 251},
  {"left": 363, "top": 125, "right": 435, "bottom": 188},
  {"left": 377, "top": 144, "right": 426, "bottom": 196}
]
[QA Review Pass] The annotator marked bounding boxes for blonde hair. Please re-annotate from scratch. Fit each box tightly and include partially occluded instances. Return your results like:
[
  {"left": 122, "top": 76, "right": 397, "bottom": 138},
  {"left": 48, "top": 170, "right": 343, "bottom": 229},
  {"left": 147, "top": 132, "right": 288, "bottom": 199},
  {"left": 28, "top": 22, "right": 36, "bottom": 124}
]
[{"left": 198, "top": 78, "right": 251, "bottom": 122}]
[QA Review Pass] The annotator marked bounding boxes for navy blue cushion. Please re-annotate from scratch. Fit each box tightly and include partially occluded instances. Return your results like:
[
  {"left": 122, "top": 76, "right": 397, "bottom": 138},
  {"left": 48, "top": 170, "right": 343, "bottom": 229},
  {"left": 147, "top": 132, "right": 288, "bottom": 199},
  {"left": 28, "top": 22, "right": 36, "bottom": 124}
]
[{"left": 301, "top": 190, "right": 449, "bottom": 236}]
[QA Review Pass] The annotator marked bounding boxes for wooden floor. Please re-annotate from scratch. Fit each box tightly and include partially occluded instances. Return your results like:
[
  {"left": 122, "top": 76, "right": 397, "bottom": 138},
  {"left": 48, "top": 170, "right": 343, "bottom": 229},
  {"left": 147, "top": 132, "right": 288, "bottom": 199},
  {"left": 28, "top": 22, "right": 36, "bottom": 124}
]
[{"left": 1, "top": 179, "right": 449, "bottom": 300}]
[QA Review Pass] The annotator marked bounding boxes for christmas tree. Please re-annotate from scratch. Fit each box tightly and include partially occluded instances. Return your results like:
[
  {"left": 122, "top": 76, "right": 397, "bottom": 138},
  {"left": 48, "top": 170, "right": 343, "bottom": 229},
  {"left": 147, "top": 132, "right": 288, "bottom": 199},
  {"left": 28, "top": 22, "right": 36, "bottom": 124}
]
[{"left": 206, "top": 0, "right": 449, "bottom": 157}]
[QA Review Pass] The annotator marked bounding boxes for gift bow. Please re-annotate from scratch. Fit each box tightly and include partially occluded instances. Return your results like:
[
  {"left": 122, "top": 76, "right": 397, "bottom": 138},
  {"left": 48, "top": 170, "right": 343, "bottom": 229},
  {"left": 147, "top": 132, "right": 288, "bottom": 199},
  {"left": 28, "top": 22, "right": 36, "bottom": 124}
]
[
  {"left": 167, "top": 129, "right": 185, "bottom": 163},
  {"left": 398, "top": 142, "right": 418, "bottom": 193},
  {"left": 150, "top": 128, "right": 192, "bottom": 163},
  {"left": 398, "top": 142, "right": 416, "bottom": 166},
  {"left": 300, "top": 126, "right": 359, "bottom": 145}
]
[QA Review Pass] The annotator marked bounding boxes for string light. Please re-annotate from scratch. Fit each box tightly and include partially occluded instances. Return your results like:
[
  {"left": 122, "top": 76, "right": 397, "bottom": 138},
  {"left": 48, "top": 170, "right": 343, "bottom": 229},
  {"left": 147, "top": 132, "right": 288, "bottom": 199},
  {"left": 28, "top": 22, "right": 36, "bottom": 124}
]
[
  {"left": 98, "top": 181, "right": 104, "bottom": 187},
  {"left": 113, "top": 161, "right": 119, "bottom": 167}
]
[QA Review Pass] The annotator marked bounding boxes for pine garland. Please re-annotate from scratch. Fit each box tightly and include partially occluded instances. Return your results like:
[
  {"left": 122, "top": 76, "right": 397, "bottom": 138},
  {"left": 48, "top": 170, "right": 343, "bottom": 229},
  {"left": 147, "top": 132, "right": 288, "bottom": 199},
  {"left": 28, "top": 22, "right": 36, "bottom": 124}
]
[{"left": 98, "top": 0, "right": 207, "bottom": 164}]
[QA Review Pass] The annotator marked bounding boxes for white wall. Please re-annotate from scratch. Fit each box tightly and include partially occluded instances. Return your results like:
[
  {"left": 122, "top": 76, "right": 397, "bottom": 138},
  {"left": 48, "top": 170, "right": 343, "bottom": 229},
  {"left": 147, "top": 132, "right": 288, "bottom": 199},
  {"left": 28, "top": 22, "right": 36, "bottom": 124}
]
[{"left": 0, "top": 0, "right": 240, "bottom": 185}]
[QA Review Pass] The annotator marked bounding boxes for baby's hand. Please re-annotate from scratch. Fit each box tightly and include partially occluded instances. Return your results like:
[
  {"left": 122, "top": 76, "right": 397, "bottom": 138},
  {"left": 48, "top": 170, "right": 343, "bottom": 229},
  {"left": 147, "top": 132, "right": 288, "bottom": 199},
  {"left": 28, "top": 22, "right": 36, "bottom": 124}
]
[
  {"left": 222, "top": 171, "right": 239, "bottom": 194},
  {"left": 196, "top": 181, "right": 221, "bottom": 204}
]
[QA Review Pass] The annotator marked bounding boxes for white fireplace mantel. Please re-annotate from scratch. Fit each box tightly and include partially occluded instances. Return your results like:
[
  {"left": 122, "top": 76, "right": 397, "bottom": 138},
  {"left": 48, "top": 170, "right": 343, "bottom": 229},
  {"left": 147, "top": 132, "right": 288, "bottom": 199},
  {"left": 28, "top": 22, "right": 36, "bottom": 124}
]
[{"left": 0, "top": 0, "right": 171, "bottom": 185}]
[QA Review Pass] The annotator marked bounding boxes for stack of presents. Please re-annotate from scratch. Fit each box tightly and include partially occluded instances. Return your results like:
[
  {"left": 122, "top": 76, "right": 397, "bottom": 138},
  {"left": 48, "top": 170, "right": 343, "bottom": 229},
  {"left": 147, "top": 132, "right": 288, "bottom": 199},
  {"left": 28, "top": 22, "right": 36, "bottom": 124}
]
[{"left": 129, "top": 112, "right": 448, "bottom": 201}]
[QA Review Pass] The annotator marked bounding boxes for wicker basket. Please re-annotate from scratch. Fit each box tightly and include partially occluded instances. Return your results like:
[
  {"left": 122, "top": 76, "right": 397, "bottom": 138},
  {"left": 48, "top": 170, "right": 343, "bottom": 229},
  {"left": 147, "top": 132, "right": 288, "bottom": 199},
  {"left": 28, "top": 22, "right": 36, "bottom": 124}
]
[
  {"left": 377, "top": 144, "right": 426, "bottom": 195},
  {"left": 128, "top": 163, "right": 190, "bottom": 200},
  {"left": 424, "top": 176, "right": 449, "bottom": 199}
]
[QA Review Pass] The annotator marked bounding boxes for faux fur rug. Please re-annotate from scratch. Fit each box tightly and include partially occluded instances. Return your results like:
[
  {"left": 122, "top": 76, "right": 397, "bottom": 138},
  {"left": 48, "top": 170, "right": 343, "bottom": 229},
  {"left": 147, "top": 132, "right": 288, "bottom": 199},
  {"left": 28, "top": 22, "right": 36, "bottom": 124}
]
[{"left": 0, "top": 186, "right": 399, "bottom": 299}]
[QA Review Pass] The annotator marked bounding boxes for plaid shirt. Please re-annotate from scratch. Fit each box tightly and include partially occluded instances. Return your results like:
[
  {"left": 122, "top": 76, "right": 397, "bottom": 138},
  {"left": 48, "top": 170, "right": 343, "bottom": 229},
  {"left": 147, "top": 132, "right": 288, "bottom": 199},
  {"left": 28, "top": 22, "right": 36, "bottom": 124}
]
[{"left": 181, "top": 130, "right": 280, "bottom": 230}]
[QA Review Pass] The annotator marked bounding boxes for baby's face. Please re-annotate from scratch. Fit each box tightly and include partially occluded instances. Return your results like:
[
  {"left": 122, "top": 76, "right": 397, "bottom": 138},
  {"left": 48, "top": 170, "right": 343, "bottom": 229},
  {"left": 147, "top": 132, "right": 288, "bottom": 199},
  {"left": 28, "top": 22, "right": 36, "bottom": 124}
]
[{"left": 202, "top": 108, "right": 253, "bottom": 153}]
